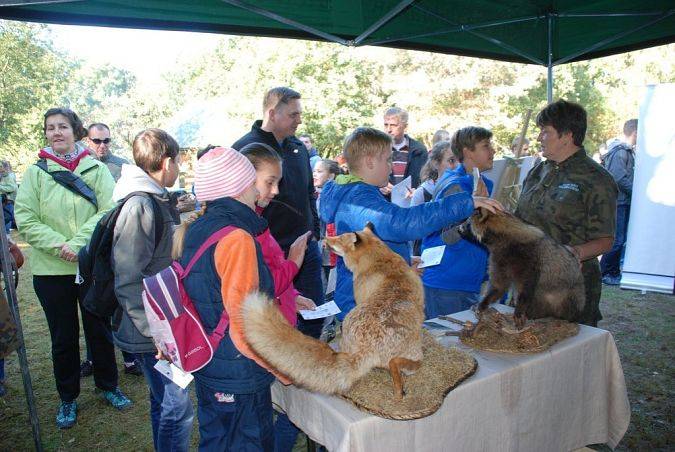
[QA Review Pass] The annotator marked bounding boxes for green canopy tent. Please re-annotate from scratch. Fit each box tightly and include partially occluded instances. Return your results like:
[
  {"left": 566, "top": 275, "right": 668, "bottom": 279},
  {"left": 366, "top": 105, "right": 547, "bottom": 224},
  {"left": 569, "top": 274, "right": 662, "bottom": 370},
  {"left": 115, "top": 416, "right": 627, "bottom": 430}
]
[{"left": 1, "top": 0, "right": 674, "bottom": 101}]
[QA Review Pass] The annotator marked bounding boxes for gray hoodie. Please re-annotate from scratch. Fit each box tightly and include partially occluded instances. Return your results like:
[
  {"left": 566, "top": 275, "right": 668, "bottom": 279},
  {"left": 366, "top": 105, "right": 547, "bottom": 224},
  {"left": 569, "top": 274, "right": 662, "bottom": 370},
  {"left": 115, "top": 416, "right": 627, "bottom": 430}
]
[{"left": 111, "top": 164, "right": 177, "bottom": 354}]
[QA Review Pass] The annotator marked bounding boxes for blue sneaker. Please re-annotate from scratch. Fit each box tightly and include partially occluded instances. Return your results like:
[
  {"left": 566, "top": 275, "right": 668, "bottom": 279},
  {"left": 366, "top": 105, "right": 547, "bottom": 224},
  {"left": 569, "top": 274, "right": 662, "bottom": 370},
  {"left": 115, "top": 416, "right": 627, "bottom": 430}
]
[
  {"left": 56, "top": 400, "right": 77, "bottom": 429},
  {"left": 101, "top": 387, "right": 132, "bottom": 411}
]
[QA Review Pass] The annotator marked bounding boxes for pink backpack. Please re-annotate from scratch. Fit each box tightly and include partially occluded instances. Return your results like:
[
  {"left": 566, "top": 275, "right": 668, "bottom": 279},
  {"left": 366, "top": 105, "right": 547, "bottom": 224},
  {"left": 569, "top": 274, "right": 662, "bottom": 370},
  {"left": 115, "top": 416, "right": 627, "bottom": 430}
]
[{"left": 142, "top": 226, "right": 235, "bottom": 373}]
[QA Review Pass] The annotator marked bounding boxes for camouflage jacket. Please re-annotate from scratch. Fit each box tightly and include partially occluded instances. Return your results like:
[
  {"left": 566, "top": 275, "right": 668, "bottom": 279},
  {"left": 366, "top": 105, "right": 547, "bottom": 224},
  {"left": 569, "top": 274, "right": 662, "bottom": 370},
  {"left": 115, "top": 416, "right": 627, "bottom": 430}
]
[{"left": 515, "top": 148, "right": 617, "bottom": 247}]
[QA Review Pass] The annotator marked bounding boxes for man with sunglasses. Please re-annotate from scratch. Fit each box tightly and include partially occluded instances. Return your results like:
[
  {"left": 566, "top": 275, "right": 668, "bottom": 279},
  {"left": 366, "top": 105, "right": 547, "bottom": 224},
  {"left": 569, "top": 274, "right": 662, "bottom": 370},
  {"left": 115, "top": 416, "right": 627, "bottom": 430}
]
[{"left": 87, "top": 123, "right": 128, "bottom": 182}]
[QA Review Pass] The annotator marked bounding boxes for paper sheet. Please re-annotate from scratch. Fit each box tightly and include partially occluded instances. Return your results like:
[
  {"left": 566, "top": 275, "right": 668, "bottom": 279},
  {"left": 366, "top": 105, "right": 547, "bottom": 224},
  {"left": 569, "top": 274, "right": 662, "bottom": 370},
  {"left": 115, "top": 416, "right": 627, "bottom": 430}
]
[
  {"left": 299, "top": 300, "right": 341, "bottom": 320},
  {"left": 390, "top": 176, "right": 412, "bottom": 207},
  {"left": 418, "top": 245, "right": 445, "bottom": 268},
  {"left": 154, "top": 360, "right": 194, "bottom": 389},
  {"left": 472, "top": 167, "right": 481, "bottom": 192}
]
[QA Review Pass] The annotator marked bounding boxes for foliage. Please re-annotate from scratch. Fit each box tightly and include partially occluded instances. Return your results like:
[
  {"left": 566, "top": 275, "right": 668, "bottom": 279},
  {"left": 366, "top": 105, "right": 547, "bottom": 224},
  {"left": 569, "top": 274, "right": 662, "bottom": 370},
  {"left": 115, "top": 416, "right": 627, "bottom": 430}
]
[{"left": 0, "top": 22, "right": 69, "bottom": 171}]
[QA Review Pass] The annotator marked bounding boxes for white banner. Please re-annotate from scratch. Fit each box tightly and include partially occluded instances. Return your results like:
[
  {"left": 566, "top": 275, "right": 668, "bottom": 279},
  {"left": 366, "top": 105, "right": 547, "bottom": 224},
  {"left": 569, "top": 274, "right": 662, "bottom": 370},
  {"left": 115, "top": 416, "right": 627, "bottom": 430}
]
[{"left": 621, "top": 83, "right": 675, "bottom": 293}]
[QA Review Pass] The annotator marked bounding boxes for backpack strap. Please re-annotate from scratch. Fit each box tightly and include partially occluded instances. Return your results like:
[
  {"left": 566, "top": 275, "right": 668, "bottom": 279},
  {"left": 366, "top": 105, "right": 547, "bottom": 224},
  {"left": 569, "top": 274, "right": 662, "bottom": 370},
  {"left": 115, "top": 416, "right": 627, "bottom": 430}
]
[
  {"left": 182, "top": 226, "right": 237, "bottom": 277},
  {"left": 34, "top": 158, "right": 98, "bottom": 209}
]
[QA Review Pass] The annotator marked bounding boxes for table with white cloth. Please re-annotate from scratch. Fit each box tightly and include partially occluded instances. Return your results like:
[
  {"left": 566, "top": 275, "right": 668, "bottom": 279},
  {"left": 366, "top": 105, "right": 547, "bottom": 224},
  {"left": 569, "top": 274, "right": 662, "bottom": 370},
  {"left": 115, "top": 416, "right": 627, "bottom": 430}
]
[{"left": 271, "top": 305, "right": 631, "bottom": 452}]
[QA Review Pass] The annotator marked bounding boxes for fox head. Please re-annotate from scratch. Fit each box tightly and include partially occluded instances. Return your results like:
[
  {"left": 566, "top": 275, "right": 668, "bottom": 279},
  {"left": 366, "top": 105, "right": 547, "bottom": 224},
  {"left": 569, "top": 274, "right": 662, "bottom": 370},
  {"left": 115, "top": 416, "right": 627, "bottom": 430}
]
[{"left": 325, "top": 223, "right": 385, "bottom": 270}]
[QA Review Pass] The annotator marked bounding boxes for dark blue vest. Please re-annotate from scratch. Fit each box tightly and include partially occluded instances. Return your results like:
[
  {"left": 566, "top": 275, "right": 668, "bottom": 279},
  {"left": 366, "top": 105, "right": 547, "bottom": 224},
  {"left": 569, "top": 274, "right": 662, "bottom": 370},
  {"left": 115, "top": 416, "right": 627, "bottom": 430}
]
[{"left": 181, "top": 197, "right": 275, "bottom": 393}]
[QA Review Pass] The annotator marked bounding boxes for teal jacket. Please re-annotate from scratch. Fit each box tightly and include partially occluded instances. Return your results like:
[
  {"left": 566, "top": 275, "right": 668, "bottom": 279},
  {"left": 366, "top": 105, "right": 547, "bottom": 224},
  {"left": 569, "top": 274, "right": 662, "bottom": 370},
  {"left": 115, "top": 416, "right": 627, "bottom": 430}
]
[{"left": 15, "top": 154, "right": 115, "bottom": 275}]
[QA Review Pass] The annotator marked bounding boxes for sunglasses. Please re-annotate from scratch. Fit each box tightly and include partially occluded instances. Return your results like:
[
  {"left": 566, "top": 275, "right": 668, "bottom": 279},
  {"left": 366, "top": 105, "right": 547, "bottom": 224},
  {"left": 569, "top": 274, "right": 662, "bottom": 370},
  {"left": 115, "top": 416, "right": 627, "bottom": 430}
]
[{"left": 91, "top": 138, "right": 111, "bottom": 145}]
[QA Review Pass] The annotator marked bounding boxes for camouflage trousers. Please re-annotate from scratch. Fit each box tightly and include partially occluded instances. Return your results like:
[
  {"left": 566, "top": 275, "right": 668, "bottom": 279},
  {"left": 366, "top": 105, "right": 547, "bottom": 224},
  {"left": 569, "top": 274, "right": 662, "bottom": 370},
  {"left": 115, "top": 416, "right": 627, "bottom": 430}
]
[
  {"left": 0, "top": 289, "right": 20, "bottom": 359},
  {"left": 579, "top": 259, "right": 602, "bottom": 327}
]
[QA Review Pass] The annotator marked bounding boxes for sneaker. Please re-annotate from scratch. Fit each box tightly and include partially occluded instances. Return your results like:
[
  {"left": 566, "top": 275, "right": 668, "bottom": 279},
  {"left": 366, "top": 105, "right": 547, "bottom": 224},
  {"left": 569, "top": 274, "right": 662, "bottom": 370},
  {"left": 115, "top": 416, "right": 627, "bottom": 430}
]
[
  {"left": 602, "top": 275, "right": 621, "bottom": 286},
  {"left": 56, "top": 400, "right": 77, "bottom": 429},
  {"left": 101, "top": 387, "right": 133, "bottom": 411},
  {"left": 123, "top": 360, "right": 143, "bottom": 376},
  {"left": 80, "top": 360, "right": 93, "bottom": 378}
]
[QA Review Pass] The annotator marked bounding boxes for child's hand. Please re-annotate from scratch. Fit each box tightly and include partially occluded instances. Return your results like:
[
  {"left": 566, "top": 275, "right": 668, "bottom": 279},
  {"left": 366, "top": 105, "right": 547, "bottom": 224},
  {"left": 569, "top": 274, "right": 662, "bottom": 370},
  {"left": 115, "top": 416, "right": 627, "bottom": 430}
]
[
  {"left": 155, "top": 345, "right": 173, "bottom": 363},
  {"left": 295, "top": 295, "right": 316, "bottom": 311},
  {"left": 411, "top": 256, "right": 424, "bottom": 276},
  {"left": 379, "top": 183, "right": 393, "bottom": 196},
  {"left": 472, "top": 197, "right": 504, "bottom": 214},
  {"left": 288, "top": 231, "right": 312, "bottom": 268}
]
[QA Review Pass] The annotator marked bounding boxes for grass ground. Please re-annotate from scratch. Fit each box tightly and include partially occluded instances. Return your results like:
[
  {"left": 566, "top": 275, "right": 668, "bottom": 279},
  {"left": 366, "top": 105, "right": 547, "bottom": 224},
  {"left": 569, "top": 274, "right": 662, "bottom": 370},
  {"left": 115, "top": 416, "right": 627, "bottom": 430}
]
[{"left": 1, "top": 236, "right": 672, "bottom": 451}]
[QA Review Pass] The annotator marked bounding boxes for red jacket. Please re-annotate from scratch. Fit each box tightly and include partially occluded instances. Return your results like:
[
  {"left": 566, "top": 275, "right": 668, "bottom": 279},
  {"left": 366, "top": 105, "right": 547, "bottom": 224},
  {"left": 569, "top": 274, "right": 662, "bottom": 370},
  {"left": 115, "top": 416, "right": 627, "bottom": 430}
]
[{"left": 255, "top": 228, "right": 299, "bottom": 327}]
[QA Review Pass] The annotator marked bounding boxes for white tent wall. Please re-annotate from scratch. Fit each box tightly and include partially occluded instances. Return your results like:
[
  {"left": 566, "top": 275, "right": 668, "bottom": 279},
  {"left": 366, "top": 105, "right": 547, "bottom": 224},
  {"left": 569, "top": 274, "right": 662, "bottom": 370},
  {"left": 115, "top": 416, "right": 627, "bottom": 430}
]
[{"left": 621, "top": 83, "right": 675, "bottom": 294}]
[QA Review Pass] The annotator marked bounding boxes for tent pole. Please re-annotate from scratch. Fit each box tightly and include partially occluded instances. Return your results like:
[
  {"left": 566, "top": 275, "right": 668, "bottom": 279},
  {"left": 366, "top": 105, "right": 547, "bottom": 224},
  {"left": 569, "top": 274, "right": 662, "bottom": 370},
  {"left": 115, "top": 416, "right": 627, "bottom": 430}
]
[
  {"left": 352, "top": 0, "right": 417, "bottom": 45},
  {"left": 0, "top": 210, "right": 43, "bottom": 452},
  {"left": 547, "top": 14, "right": 553, "bottom": 103},
  {"left": 220, "top": 0, "right": 348, "bottom": 45}
]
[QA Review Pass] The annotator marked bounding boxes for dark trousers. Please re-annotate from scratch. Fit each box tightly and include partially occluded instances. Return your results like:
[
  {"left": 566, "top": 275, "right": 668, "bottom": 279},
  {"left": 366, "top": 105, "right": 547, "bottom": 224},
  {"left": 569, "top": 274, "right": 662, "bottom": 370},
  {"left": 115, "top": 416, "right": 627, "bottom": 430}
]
[
  {"left": 600, "top": 204, "right": 630, "bottom": 278},
  {"left": 3, "top": 201, "right": 13, "bottom": 233},
  {"left": 275, "top": 241, "right": 324, "bottom": 452},
  {"left": 34, "top": 275, "right": 118, "bottom": 402},
  {"left": 195, "top": 382, "right": 273, "bottom": 452}
]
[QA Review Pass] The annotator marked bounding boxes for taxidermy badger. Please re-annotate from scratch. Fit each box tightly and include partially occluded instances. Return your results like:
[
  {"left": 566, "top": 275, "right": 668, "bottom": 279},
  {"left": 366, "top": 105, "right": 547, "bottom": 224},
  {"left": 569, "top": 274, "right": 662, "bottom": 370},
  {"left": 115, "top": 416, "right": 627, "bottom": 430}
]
[
  {"left": 242, "top": 223, "right": 424, "bottom": 399},
  {"left": 458, "top": 208, "right": 585, "bottom": 328}
]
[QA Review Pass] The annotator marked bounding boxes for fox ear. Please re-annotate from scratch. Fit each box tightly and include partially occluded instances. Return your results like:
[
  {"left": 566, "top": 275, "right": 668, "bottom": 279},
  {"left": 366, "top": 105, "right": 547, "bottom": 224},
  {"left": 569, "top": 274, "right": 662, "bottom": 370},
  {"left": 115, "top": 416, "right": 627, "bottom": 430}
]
[
  {"left": 364, "top": 222, "right": 375, "bottom": 234},
  {"left": 477, "top": 207, "right": 490, "bottom": 223}
]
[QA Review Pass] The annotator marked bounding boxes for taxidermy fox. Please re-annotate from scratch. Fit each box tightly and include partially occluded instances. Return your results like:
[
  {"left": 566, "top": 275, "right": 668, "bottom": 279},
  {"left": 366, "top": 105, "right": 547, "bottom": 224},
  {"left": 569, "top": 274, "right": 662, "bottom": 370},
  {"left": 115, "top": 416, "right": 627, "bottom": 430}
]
[
  {"left": 242, "top": 223, "right": 424, "bottom": 399},
  {"left": 458, "top": 208, "right": 585, "bottom": 328}
]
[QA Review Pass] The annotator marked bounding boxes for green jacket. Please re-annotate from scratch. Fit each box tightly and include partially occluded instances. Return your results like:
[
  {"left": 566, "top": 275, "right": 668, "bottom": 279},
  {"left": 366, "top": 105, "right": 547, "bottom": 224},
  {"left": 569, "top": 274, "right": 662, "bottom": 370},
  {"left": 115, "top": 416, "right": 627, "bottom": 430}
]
[
  {"left": 0, "top": 172, "right": 17, "bottom": 201},
  {"left": 15, "top": 155, "right": 115, "bottom": 276}
]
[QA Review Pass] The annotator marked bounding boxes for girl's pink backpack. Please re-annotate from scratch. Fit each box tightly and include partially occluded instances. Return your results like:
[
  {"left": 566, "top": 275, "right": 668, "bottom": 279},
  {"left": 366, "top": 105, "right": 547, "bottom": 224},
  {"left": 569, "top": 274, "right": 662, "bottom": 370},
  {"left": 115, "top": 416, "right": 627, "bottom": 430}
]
[{"left": 142, "top": 226, "right": 235, "bottom": 373}]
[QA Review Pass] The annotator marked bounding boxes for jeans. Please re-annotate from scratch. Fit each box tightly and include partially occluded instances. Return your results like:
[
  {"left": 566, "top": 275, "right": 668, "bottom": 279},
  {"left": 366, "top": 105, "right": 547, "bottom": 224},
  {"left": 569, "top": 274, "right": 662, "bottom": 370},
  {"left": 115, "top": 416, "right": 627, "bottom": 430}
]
[
  {"left": 276, "top": 240, "right": 324, "bottom": 451},
  {"left": 34, "top": 275, "right": 118, "bottom": 402},
  {"left": 195, "top": 382, "right": 273, "bottom": 452},
  {"left": 3, "top": 201, "right": 13, "bottom": 233},
  {"left": 600, "top": 204, "right": 630, "bottom": 278},
  {"left": 423, "top": 286, "right": 479, "bottom": 320},
  {"left": 137, "top": 353, "right": 194, "bottom": 452}
]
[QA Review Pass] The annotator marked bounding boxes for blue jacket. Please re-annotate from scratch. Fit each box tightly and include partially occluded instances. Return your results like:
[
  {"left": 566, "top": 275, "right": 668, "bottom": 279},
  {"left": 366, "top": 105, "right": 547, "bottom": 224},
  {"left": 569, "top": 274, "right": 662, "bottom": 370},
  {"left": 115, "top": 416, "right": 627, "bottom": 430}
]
[
  {"left": 319, "top": 178, "right": 474, "bottom": 320},
  {"left": 181, "top": 197, "right": 275, "bottom": 393},
  {"left": 421, "top": 165, "right": 493, "bottom": 293}
]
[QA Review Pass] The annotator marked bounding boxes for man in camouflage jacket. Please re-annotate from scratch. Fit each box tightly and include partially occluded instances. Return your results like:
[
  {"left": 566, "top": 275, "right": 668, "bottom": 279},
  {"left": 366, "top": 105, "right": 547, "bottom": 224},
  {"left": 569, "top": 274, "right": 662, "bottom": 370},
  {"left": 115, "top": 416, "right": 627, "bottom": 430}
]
[{"left": 516, "top": 100, "right": 617, "bottom": 327}]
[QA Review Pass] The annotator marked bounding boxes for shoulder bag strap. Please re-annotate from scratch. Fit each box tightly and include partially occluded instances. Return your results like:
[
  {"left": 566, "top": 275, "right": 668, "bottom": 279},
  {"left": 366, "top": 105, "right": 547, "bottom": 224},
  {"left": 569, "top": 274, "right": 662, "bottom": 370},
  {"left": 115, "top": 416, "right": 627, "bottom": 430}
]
[{"left": 34, "top": 159, "right": 98, "bottom": 209}]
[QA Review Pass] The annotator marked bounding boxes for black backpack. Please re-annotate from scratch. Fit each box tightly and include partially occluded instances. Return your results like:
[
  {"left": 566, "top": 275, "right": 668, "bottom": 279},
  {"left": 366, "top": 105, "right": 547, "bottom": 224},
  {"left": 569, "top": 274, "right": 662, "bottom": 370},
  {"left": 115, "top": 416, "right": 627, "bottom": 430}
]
[{"left": 79, "top": 192, "right": 164, "bottom": 318}]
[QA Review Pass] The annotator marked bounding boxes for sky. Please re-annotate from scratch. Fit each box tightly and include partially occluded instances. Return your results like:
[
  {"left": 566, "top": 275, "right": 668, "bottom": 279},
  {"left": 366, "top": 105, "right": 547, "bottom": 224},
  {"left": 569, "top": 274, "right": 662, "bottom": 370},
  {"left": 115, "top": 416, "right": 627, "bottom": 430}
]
[{"left": 47, "top": 24, "right": 223, "bottom": 84}]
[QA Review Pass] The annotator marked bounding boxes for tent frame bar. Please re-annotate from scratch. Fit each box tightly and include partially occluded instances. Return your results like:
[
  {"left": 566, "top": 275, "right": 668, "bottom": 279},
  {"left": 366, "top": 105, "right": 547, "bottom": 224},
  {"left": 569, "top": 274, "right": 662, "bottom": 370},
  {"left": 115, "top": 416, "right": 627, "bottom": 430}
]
[
  {"left": 554, "top": 8, "right": 675, "bottom": 65},
  {"left": 0, "top": 0, "right": 79, "bottom": 6},
  {"left": 351, "top": 0, "right": 416, "bottom": 46},
  {"left": 364, "top": 14, "right": 542, "bottom": 48},
  {"left": 411, "top": 4, "right": 544, "bottom": 65},
  {"left": 220, "top": 0, "right": 348, "bottom": 45}
]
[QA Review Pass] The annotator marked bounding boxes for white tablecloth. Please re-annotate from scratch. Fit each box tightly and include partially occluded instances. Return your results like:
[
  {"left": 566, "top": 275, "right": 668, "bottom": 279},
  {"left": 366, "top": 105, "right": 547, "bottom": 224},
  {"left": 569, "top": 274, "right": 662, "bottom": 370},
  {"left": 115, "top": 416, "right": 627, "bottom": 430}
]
[{"left": 272, "top": 306, "right": 630, "bottom": 452}]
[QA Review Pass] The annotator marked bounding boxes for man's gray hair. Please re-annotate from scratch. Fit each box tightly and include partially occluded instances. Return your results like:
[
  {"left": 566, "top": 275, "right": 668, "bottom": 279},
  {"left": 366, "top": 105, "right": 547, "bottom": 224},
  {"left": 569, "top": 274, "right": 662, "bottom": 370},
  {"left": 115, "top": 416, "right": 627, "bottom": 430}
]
[{"left": 384, "top": 106, "right": 408, "bottom": 124}]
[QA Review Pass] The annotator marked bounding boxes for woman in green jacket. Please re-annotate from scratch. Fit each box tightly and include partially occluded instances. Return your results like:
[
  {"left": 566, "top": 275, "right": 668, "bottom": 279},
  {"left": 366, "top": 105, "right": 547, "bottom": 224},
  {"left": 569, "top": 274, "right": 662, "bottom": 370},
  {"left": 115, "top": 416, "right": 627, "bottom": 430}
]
[{"left": 14, "top": 108, "right": 131, "bottom": 429}]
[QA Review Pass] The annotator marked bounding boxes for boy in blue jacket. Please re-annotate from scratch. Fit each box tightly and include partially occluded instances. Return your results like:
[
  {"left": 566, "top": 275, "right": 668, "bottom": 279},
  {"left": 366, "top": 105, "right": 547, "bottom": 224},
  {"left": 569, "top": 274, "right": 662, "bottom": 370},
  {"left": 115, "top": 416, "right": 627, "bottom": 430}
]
[
  {"left": 421, "top": 126, "right": 496, "bottom": 319},
  {"left": 319, "top": 127, "right": 503, "bottom": 320}
]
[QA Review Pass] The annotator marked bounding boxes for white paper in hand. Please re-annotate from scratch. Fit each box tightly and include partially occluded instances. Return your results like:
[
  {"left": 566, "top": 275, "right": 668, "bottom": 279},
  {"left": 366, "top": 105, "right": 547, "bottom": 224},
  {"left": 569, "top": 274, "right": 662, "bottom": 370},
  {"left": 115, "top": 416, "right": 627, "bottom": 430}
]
[
  {"left": 154, "top": 360, "right": 194, "bottom": 389},
  {"left": 472, "top": 167, "right": 481, "bottom": 193},
  {"left": 299, "top": 300, "right": 341, "bottom": 320},
  {"left": 418, "top": 245, "right": 446, "bottom": 268},
  {"left": 390, "top": 176, "right": 412, "bottom": 207}
]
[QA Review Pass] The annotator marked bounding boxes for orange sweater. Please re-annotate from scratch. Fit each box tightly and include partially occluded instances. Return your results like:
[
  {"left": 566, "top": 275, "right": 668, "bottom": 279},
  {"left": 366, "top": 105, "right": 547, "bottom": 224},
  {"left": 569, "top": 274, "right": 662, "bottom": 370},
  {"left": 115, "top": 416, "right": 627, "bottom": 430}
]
[{"left": 213, "top": 229, "right": 291, "bottom": 384}]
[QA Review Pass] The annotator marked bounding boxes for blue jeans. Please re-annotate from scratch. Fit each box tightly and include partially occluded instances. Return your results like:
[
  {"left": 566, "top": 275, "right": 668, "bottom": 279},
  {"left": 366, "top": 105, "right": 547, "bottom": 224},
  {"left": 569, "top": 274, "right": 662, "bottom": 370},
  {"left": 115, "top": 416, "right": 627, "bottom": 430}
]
[
  {"left": 275, "top": 241, "right": 324, "bottom": 452},
  {"left": 600, "top": 204, "right": 630, "bottom": 278},
  {"left": 195, "top": 382, "right": 273, "bottom": 451},
  {"left": 424, "top": 286, "right": 479, "bottom": 319},
  {"left": 138, "top": 353, "right": 194, "bottom": 452}
]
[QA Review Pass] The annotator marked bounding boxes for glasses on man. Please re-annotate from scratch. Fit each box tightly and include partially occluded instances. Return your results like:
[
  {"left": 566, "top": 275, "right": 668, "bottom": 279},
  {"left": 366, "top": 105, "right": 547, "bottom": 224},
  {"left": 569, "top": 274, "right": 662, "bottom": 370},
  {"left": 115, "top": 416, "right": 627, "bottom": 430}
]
[{"left": 91, "top": 138, "right": 111, "bottom": 145}]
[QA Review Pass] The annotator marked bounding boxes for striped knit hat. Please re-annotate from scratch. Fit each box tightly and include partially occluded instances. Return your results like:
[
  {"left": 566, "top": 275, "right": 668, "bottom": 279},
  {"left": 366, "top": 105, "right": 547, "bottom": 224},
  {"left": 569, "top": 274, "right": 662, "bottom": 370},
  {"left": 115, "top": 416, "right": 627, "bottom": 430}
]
[{"left": 194, "top": 147, "right": 256, "bottom": 202}]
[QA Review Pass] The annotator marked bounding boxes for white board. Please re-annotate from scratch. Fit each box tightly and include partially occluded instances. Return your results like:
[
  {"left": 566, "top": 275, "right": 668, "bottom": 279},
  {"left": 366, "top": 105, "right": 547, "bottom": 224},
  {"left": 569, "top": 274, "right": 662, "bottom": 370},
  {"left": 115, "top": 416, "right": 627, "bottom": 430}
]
[{"left": 621, "top": 83, "right": 675, "bottom": 294}]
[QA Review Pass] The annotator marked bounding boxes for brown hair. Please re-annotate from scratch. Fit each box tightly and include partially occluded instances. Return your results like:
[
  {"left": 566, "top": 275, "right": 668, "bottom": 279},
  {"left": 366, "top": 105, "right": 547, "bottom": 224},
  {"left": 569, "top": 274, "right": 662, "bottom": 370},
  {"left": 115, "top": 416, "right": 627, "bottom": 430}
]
[
  {"left": 343, "top": 127, "right": 392, "bottom": 172},
  {"left": 421, "top": 140, "right": 453, "bottom": 182},
  {"left": 43, "top": 107, "right": 87, "bottom": 141},
  {"left": 263, "top": 87, "right": 301, "bottom": 112},
  {"left": 535, "top": 99, "right": 587, "bottom": 147},
  {"left": 240, "top": 142, "right": 282, "bottom": 169},
  {"left": 450, "top": 126, "right": 492, "bottom": 162},
  {"left": 132, "top": 128, "right": 179, "bottom": 172}
]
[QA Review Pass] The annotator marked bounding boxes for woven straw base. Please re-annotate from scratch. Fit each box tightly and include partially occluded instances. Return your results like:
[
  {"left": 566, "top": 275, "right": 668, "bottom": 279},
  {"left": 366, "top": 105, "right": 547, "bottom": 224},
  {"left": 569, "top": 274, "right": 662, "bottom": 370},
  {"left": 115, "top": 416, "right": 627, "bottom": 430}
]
[
  {"left": 340, "top": 331, "right": 477, "bottom": 420},
  {"left": 460, "top": 310, "right": 580, "bottom": 354}
]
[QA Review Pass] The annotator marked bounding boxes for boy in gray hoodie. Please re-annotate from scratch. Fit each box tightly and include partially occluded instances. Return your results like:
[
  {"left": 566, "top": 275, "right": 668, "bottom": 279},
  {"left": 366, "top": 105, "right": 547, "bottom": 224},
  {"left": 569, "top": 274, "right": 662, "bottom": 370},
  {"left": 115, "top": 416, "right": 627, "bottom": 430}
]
[{"left": 112, "top": 129, "right": 193, "bottom": 451}]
